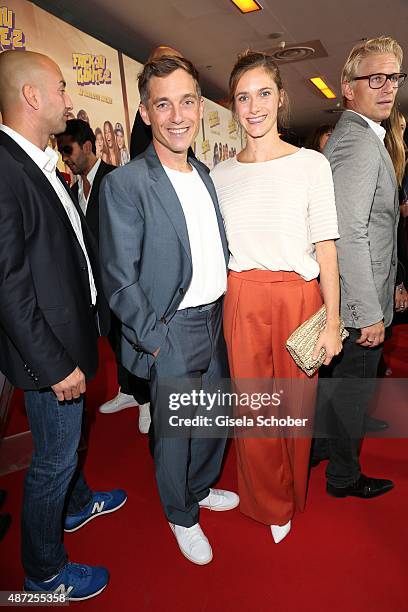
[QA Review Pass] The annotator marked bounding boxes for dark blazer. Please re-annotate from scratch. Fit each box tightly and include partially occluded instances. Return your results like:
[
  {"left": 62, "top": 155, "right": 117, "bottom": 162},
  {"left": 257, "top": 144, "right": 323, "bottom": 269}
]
[
  {"left": 71, "top": 159, "right": 115, "bottom": 245},
  {"left": 99, "top": 142, "right": 229, "bottom": 378},
  {"left": 0, "top": 131, "right": 109, "bottom": 390}
]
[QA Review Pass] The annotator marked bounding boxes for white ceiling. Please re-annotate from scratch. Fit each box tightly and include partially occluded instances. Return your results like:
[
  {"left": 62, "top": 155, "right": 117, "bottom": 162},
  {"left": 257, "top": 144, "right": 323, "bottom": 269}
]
[{"left": 32, "top": 0, "right": 408, "bottom": 137}]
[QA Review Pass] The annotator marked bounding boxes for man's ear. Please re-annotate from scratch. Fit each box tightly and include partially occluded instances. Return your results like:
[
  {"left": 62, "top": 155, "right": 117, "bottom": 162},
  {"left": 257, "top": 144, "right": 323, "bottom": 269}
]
[
  {"left": 199, "top": 96, "right": 204, "bottom": 120},
  {"left": 139, "top": 103, "right": 151, "bottom": 126},
  {"left": 22, "top": 83, "right": 40, "bottom": 110},
  {"left": 342, "top": 80, "right": 354, "bottom": 102},
  {"left": 83, "top": 140, "right": 92, "bottom": 155}
]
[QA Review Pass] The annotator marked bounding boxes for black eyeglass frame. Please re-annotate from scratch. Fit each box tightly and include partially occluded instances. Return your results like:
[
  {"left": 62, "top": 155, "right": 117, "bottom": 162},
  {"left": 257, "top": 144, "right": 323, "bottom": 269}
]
[{"left": 352, "top": 72, "right": 407, "bottom": 89}]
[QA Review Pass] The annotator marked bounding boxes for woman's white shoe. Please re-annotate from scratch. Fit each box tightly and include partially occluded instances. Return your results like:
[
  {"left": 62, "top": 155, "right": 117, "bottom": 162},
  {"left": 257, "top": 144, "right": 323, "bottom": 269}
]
[{"left": 270, "top": 520, "right": 291, "bottom": 543}]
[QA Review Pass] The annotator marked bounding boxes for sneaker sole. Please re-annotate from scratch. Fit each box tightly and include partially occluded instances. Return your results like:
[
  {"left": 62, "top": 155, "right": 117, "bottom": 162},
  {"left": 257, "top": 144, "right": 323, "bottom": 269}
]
[
  {"left": 168, "top": 523, "right": 213, "bottom": 565},
  {"left": 199, "top": 499, "right": 240, "bottom": 512},
  {"left": 69, "top": 582, "right": 108, "bottom": 601},
  {"left": 99, "top": 402, "right": 137, "bottom": 414},
  {"left": 64, "top": 497, "right": 128, "bottom": 533},
  {"left": 24, "top": 583, "right": 108, "bottom": 601}
]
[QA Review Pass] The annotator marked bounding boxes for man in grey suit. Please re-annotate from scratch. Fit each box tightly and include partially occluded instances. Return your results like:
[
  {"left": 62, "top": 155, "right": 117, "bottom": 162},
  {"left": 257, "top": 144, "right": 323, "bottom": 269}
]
[
  {"left": 99, "top": 56, "right": 238, "bottom": 565},
  {"left": 313, "top": 36, "right": 405, "bottom": 498}
]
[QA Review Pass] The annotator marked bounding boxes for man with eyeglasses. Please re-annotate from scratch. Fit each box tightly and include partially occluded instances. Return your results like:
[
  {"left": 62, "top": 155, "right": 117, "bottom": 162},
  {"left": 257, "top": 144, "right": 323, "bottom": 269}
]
[{"left": 312, "top": 36, "right": 404, "bottom": 498}]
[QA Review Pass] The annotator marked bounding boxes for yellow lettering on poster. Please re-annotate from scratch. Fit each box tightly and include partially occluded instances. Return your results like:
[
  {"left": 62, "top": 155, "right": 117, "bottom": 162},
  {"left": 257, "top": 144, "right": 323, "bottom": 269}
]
[
  {"left": 72, "top": 53, "right": 112, "bottom": 86},
  {"left": 0, "top": 6, "right": 25, "bottom": 49}
]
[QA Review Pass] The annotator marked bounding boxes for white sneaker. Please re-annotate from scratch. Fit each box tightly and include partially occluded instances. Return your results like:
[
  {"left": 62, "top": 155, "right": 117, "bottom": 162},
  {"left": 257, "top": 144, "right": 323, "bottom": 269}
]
[
  {"left": 169, "top": 522, "right": 213, "bottom": 565},
  {"left": 98, "top": 390, "right": 137, "bottom": 414},
  {"left": 198, "top": 488, "right": 239, "bottom": 511},
  {"left": 270, "top": 520, "right": 291, "bottom": 544},
  {"left": 138, "top": 403, "right": 151, "bottom": 434}
]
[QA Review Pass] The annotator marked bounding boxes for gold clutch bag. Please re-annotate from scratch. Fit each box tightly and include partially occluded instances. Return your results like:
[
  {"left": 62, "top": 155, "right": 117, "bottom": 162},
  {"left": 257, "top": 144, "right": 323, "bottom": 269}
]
[{"left": 286, "top": 305, "right": 349, "bottom": 377}]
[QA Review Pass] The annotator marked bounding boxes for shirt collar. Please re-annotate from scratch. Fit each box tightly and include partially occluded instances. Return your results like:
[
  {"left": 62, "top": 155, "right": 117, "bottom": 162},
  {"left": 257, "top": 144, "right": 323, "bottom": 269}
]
[
  {"left": 86, "top": 157, "right": 101, "bottom": 184},
  {"left": 0, "top": 123, "right": 60, "bottom": 170},
  {"left": 77, "top": 157, "right": 101, "bottom": 189},
  {"left": 346, "top": 110, "right": 386, "bottom": 142}
]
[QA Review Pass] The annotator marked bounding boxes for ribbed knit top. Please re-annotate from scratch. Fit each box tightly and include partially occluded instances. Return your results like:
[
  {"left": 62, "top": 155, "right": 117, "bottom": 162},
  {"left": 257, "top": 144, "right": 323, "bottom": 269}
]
[{"left": 210, "top": 147, "right": 339, "bottom": 281}]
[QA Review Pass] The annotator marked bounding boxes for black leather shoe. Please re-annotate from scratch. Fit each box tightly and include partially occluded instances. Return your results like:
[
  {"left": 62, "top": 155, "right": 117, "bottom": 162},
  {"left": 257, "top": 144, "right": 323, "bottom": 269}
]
[
  {"left": 365, "top": 416, "right": 389, "bottom": 432},
  {"left": 327, "top": 474, "right": 394, "bottom": 499}
]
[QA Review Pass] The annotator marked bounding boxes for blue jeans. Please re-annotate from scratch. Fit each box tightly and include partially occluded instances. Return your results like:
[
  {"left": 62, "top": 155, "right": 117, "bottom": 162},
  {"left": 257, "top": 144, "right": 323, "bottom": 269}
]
[{"left": 22, "top": 390, "right": 92, "bottom": 580}]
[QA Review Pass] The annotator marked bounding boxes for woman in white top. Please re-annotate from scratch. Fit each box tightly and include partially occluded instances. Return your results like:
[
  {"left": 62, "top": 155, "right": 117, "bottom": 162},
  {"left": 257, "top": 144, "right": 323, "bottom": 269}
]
[{"left": 211, "top": 51, "right": 342, "bottom": 543}]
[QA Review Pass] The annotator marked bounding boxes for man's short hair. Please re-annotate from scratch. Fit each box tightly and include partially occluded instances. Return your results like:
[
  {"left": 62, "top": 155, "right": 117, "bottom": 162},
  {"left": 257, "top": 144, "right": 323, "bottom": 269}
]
[
  {"left": 138, "top": 56, "right": 201, "bottom": 106},
  {"left": 57, "top": 119, "right": 96, "bottom": 155},
  {"left": 342, "top": 36, "right": 403, "bottom": 85}
]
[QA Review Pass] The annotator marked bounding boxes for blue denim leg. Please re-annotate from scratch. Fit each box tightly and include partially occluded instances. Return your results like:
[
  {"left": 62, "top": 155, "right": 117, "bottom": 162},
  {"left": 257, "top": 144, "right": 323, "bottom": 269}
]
[{"left": 22, "top": 390, "right": 91, "bottom": 581}]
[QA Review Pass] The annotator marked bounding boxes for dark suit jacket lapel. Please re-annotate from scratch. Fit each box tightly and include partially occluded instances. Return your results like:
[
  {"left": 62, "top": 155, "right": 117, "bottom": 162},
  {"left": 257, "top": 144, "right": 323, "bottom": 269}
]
[
  {"left": 56, "top": 169, "right": 98, "bottom": 263},
  {"left": 0, "top": 132, "right": 80, "bottom": 238},
  {"left": 144, "top": 143, "right": 192, "bottom": 261},
  {"left": 88, "top": 160, "right": 106, "bottom": 211}
]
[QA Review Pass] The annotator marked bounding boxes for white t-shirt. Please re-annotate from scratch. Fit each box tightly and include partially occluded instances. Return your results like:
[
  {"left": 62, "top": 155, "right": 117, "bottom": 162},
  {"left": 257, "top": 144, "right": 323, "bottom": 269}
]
[
  {"left": 210, "top": 147, "right": 339, "bottom": 281},
  {"left": 163, "top": 165, "right": 227, "bottom": 308}
]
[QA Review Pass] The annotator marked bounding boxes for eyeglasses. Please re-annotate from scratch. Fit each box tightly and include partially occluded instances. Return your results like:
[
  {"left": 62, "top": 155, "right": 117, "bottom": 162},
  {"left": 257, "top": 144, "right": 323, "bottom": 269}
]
[{"left": 353, "top": 72, "right": 407, "bottom": 89}]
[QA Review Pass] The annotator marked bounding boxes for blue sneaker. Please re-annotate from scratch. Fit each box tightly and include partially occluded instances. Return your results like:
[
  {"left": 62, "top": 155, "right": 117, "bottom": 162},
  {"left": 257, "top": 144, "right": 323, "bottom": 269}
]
[
  {"left": 24, "top": 562, "right": 109, "bottom": 601},
  {"left": 64, "top": 489, "right": 127, "bottom": 532}
]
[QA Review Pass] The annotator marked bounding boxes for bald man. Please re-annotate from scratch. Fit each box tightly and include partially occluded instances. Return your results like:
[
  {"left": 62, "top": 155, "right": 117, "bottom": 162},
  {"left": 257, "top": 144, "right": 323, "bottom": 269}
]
[{"left": 0, "top": 51, "right": 126, "bottom": 599}]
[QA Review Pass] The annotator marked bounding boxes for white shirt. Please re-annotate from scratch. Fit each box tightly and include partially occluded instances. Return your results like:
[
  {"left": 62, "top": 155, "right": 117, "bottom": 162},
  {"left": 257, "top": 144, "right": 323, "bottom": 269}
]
[
  {"left": 211, "top": 148, "right": 339, "bottom": 281},
  {"left": 77, "top": 157, "right": 101, "bottom": 215},
  {"left": 163, "top": 165, "right": 227, "bottom": 308},
  {"left": 347, "top": 110, "right": 386, "bottom": 142},
  {"left": 0, "top": 124, "right": 97, "bottom": 304}
]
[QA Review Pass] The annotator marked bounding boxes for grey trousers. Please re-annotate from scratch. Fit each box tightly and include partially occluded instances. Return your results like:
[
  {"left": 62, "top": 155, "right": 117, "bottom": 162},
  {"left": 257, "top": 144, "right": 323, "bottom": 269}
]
[{"left": 149, "top": 299, "right": 229, "bottom": 527}]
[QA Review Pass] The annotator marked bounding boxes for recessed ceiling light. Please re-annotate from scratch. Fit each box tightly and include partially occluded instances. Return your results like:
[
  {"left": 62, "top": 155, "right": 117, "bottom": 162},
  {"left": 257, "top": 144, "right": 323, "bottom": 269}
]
[
  {"left": 230, "top": 0, "right": 263, "bottom": 14},
  {"left": 310, "top": 77, "right": 336, "bottom": 99}
]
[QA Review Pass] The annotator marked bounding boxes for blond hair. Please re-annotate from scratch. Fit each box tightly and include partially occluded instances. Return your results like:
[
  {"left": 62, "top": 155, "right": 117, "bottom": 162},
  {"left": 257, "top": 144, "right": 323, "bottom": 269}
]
[
  {"left": 384, "top": 106, "right": 407, "bottom": 186},
  {"left": 341, "top": 36, "right": 403, "bottom": 85}
]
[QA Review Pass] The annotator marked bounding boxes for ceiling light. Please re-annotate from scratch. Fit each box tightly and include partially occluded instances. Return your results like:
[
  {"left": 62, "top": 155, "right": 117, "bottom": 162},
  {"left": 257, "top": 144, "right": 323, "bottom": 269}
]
[
  {"left": 310, "top": 77, "right": 336, "bottom": 99},
  {"left": 230, "top": 0, "right": 263, "bottom": 14}
]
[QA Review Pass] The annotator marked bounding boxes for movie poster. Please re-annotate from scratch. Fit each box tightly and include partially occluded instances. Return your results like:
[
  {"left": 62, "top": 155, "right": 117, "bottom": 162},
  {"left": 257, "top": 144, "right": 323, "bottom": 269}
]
[
  {"left": 1, "top": 0, "right": 241, "bottom": 172},
  {"left": 200, "top": 98, "right": 240, "bottom": 170},
  {"left": 1, "top": 1, "right": 129, "bottom": 173}
]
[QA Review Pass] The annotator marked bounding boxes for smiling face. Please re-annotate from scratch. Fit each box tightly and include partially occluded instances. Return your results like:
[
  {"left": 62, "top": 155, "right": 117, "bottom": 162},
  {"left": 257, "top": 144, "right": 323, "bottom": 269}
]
[
  {"left": 343, "top": 52, "right": 400, "bottom": 123},
  {"left": 140, "top": 68, "right": 203, "bottom": 165},
  {"left": 233, "top": 66, "right": 283, "bottom": 140},
  {"left": 104, "top": 122, "right": 114, "bottom": 147}
]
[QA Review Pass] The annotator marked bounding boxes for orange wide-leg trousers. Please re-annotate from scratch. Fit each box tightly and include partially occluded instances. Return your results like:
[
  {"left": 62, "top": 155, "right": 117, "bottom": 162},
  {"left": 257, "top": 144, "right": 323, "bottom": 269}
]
[{"left": 223, "top": 270, "right": 323, "bottom": 525}]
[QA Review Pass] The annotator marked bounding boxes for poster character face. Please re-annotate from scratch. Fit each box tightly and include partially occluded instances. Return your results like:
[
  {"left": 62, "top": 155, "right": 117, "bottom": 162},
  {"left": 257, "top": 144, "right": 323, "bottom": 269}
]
[
  {"left": 104, "top": 121, "right": 114, "bottom": 148},
  {"left": 77, "top": 109, "right": 89, "bottom": 123},
  {"left": 114, "top": 123, "right": 125, "bottom": 149},
  {"left": 95, "top": 128, "right": 104, "bottom": 157}
]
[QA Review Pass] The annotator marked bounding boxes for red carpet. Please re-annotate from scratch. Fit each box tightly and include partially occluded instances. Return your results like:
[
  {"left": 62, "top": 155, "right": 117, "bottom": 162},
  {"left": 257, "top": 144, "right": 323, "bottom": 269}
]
[{"left": 1, "top": 328, "right": 407, "bottom": 611}]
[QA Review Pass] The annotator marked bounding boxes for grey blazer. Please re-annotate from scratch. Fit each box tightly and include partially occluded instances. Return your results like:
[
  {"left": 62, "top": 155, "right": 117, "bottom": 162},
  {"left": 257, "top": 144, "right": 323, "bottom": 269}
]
[
  {"left": 99, "top": 142, "right": 229, "bottom": 378},
  {"left": 324, "top": 111, "right": 399, "bottom": 328}
]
